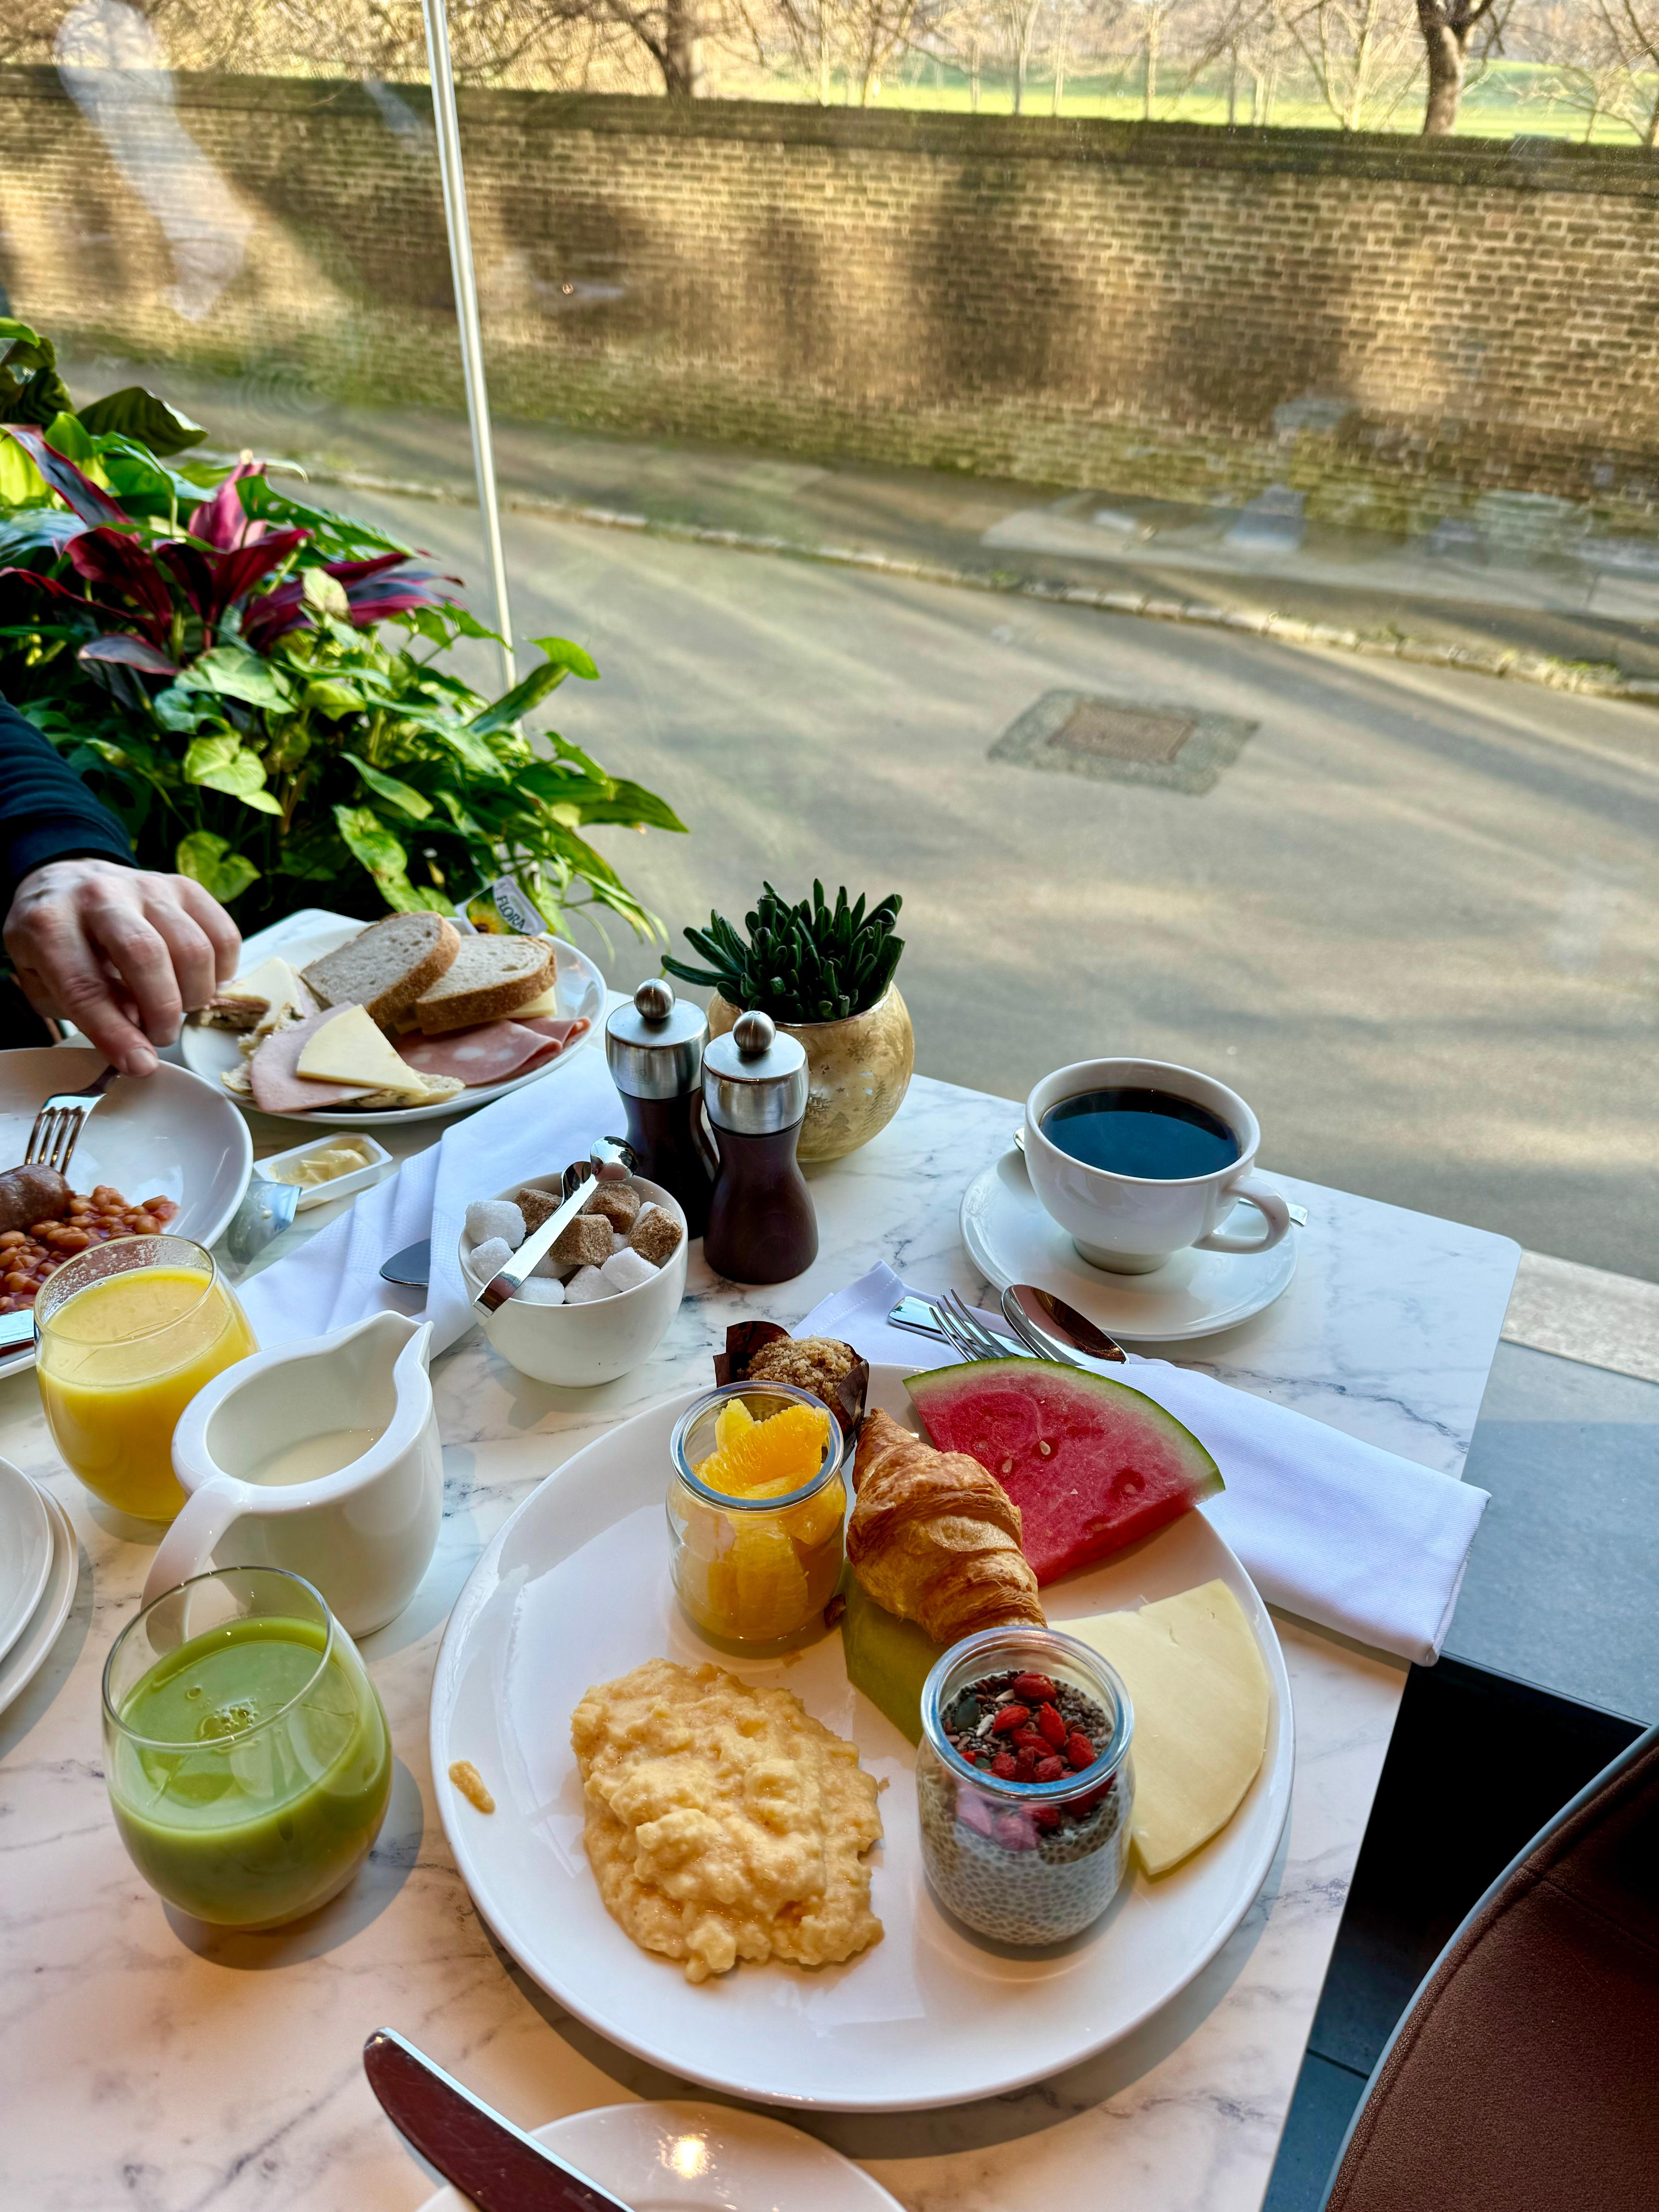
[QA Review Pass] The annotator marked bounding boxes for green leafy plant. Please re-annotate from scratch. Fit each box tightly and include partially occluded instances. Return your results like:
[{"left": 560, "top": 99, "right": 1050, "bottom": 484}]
[
  {"left": 666, "top": 881, "right": 903, "bottom": 1024},
  {"left": 0, "top": 323, "right": 684, "bottom": 937}
]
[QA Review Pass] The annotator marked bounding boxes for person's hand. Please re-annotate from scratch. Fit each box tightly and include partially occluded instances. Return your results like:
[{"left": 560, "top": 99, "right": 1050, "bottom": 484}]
[{"left": 4, "top": 859, "right": 241, "bottom": 1077}]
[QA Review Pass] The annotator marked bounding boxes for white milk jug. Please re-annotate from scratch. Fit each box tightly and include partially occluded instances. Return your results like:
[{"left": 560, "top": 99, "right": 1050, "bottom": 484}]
[{"left": 144, "top": 1311, "right": 443, "bottom": 1636}]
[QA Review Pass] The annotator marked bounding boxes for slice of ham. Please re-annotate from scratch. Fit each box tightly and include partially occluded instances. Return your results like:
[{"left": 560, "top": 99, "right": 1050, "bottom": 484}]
[
  {"left": 396, "top": 1014, "right": 591, "bottom": 1089},
  {"left": 248, "top": 1006, "right": 376, "bottom": 1114}
]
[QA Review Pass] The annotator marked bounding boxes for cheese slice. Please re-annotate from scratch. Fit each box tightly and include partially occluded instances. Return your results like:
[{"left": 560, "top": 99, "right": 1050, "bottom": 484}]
[
  {"left": 505, "top": 976, "right": 562, "bottom": 1020},
  {"left": 1068, "top": 1579, "right": 1270, "bottom": 1878},
  {"left": 223, "top": 955, "right": 309, "bottom": 1025},
  {"left": 295, "top": 1004, "right": 429, "bottom": 1100}
]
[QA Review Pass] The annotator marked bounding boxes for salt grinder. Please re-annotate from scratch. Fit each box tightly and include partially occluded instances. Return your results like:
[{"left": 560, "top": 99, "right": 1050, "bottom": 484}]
[
  {"left": 701, "top": 1010, "right": 817, "bottom": 1285},
  {"left": 605, "top": 979, "right": 718, "bottom": 1238}
]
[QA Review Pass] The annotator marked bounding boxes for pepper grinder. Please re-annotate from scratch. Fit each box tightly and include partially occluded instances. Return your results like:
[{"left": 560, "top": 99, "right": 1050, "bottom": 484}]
[
  {"left": 702, "top": 1010, "right": 818, "bottom": 1285},
  {"left": 605, "top": 979, "right": 718, "bottom": 1238}
]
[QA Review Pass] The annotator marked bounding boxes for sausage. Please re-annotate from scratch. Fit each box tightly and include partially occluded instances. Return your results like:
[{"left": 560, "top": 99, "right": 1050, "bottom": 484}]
[{"left": 0, "top": 1164, "right": 71, "bottom": 1235}]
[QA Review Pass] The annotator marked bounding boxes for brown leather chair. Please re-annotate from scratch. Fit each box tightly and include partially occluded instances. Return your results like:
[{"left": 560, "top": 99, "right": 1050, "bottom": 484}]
[{"left": 1324, "top": 1719, "right": 1659, "bottom": 2212}]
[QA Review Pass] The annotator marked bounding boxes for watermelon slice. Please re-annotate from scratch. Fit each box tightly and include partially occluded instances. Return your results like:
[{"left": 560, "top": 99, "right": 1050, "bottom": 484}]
[{"left": 905, "top": 1359, "right": 1223, "bottom": 1585}]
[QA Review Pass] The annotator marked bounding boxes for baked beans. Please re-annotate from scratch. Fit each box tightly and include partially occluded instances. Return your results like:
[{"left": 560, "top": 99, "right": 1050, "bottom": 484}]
[{"left": 0, "top": 1187, "right": 180, "bottom": 1315}]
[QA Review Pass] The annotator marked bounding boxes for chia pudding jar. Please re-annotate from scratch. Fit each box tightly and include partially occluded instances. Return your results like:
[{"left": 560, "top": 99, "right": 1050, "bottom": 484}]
[
  {"left": 916, "top": 1625, "right": 1134, "bottom": 1946},
  {"left": 666, "top": 1382, "right": 847, "bottom": 1649}
]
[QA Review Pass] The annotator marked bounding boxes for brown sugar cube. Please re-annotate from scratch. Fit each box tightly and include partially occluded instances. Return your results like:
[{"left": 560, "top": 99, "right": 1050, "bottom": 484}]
[
  {"left": 550, "top": 1214, "right": 612, "bottom": 1271},
  {"left": 514, "top": 1186, "right": 560, "bottom": 1234},
  {"left": 628, "top": 1204, "right": 684, "bottom": 1267},
  {"left": 583, "top": 1182, "right": 641, "bottom": 1233}
]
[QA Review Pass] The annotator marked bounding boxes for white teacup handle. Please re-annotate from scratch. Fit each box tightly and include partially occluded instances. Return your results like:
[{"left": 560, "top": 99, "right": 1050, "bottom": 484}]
[
  {"left": 141, "top": 1481, "right": 247, "bottom": 1612},
  {"left": 1193, "top": 1172, "right": 1292, "bottom": 1256}
]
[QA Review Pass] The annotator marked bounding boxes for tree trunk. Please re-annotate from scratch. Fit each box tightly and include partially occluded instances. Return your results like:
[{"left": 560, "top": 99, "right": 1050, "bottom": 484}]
[
  {"left": 817, "top": 0, "right": 831, "bottom": 105},
  {"left": 1052, "top": 18, "right": 1068, "bottom": 115},
  {"left": 970, "top": 32, "right": 981, "bottom": 112},
  {"left": 1416, "top": 3, "right": 1467, "bottom": 137},
  {"left": 1144, "top": 9, "right": 1159, "bottom": 118},
  {"left": 660, "top": 0, "right": 702, "bottom": 96}
]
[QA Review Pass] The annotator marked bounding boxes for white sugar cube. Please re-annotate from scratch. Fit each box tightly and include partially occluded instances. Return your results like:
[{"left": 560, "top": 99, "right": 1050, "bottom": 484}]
[
  {"left": 531, "top": 1247, "right": 561, "bottom": 1279},
  {"left": 563, "top": 1264, "right": 613, "bottom": 1304},
  {"left": 466, "top": 1199, "right": 525, "bottom": 1250},
  {"left": 469, "top": 1236, "right": 512, "bottom": 1282},
  {"left": 518, "top": 1276, "right": 565, "bottom": 1305},
  {"left": 599, "top": 1247, "right": 657, "bottom": 1294}
]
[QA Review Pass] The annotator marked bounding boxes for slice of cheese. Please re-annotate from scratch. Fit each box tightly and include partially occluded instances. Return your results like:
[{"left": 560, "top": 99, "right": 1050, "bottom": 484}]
[
  {"left": 223, "top": 955, "right": 309, "bottom": 1025},
  {"left": 505, "top": 976, "right": 562, "bottom": 1020},
  {"left": 1068, "top": 1579, "right": 1270, "bottom": 1878},
  {"left": 296, "top": 1005, "right": 429, "bottom": 1100}
]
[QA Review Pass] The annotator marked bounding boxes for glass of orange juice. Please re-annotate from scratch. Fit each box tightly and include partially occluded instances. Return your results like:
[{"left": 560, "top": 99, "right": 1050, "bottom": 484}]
[{"left": 36, "top": 1235, "right": 257, "bottom": 1522}]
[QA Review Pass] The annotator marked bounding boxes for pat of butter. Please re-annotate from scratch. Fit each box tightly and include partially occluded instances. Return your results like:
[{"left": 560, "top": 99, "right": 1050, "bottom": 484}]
[
  {"left": 268, "top": 1139, "right": 374, "bottom": 1187},
  {"left": 508, "top": 977, "right": 562, "bottom": 1020},
  {"left": 1067, "top": 1579, "right": 1270, "bottom": 1879},
  {"left": 296, "top": 1005, "right": 428, "bottom": 1098}
]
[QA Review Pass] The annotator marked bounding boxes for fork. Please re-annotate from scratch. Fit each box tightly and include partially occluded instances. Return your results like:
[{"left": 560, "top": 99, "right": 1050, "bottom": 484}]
[
  {"left": 890, "top": 1289, "right": 1034, "bottom": 1365},
  {"left": 25, "top": 1065, "right": 116, "bottom": 1177}
]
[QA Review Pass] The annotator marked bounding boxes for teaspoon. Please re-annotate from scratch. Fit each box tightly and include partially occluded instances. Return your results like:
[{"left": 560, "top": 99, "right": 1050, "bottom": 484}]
[{"left": 1002, "top": 1282, "right": 1128, "bottom": 1365}]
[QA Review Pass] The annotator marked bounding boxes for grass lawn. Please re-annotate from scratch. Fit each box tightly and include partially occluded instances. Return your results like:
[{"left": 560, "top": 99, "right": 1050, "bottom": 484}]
[{"left": 702, "top": 57, "right": 1657, "bottom": 146}]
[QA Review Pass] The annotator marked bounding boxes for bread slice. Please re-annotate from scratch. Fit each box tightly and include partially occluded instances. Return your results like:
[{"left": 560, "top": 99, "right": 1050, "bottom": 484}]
[
  {"left": 414, "top": 934, "right": 554, "bottom": 1035},
  {"left": 302, "top": 914, "right": 459, "bottom": 1027}
]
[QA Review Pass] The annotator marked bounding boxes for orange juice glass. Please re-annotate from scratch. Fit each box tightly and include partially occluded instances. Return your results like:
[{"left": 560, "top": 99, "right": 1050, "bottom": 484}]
[{"left": 36, "top": 1236, "right": 258, "bottom": 1522}]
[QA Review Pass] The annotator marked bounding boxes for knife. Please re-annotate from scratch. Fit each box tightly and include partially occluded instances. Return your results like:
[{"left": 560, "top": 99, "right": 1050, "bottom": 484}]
[
  {"left": 473, "top": 1137, "right": 635, "bottom": 1316},
  {"left": 362, "top": 2028, "right": 635, "bottom": 2212}
]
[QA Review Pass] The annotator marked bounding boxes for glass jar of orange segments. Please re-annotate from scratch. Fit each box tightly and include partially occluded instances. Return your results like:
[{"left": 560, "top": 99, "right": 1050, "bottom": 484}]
[{"left": 666, "top": 1382, "right": 847, "bottom": 1647}]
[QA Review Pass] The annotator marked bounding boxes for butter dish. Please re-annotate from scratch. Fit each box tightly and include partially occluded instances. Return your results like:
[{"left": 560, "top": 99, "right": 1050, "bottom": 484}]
[{"left": 257, "top": 1131, "right": 395, "bottom": 1211}]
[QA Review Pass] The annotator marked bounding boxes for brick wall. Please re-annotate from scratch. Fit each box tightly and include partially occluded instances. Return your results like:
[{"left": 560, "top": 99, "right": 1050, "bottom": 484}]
[{"left": 5, "top": 69, "right": 1659, "bottom": 530}]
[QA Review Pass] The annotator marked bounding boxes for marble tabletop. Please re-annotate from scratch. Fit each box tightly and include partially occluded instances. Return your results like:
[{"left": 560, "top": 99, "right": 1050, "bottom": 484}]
[{"left": 0, "top": 1069, "right": 1518, "bottom": 2212}]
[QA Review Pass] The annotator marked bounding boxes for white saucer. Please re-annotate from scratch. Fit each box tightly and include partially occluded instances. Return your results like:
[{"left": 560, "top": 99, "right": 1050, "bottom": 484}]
[
  {"left": 961, "top": 1147, "right": 1298, "bottom": 1344},
  {"left": 0, "top": 1483, "right": 78, "bottom": 1720},
  {"left": 0, "top": 1457, "right": 53, "bottom": 1664},
  {"left": 415, "top": 2099, "right": 903, "bottom": 2212}
]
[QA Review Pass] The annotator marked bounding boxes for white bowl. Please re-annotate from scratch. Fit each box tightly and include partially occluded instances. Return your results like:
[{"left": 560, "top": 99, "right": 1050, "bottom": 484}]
[{"left": 459, "top": 1174, "right": 687, "bottom": 1388}]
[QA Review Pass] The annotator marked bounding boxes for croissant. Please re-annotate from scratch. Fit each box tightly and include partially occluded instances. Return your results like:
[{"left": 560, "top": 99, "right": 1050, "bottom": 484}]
[{"left": 847, "top": 1408, "right": 1044, "bottom": 1645}]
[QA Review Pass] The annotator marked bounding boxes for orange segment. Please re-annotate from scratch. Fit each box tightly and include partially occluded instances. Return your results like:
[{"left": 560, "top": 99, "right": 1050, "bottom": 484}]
[{"left": 694, "top": 1399, "right": 831, "bottom": 1499}]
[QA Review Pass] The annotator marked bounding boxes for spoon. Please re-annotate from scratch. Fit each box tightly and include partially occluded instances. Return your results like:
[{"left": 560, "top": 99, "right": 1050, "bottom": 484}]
[{"left": 1002, "top": 1283, "right": 1128, "bottom": 1365}]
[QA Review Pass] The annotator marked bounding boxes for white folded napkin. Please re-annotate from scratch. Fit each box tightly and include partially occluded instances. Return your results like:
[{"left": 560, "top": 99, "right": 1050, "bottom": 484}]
[
  {"left": 799, "top": 1262, "right": 1489, "bottom": 1665},
  {"left": 239, "top": 1051, "right": 624, "bottom": 1357}
]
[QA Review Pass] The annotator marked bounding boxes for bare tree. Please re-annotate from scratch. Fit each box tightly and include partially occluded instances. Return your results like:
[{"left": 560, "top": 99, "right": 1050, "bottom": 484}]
[
  {"left": 1414, "top": 0, "right": 1508, "bottom": 134},
  {"left": 1003, "top": 0, "right": 1044, "bottom": 108},
  {"left": 1527, "top": 0, "right": 1659, "bottom": 143},
  {"left": 1289, "top": 0, "right": 1422, "bottom": 130}
]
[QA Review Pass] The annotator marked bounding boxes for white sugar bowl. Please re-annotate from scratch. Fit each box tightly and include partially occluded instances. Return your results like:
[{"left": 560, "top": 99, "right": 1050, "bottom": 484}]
[{"left": 459, "top": 1173, "right": 687, "bottom": 1387}]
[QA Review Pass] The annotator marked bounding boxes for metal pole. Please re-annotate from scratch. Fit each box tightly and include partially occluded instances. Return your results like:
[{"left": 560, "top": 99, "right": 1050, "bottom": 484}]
[{"left": 418, "top": 0, "right": 516, "bottom": 692}]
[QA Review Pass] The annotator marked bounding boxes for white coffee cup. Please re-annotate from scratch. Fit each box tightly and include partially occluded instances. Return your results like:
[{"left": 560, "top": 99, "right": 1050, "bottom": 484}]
[
  {"left": 141, "top": 1310, "right": 442, "bottom": 1637},
  {"left": 1024, "top": 1056, "right": 1291, "bottom": 1274}
]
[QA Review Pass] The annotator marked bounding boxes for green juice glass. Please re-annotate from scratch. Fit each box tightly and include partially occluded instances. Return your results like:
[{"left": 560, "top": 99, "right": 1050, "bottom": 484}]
[{"left": 102, "top": 1566, "right": 392, "bottom": 1930}]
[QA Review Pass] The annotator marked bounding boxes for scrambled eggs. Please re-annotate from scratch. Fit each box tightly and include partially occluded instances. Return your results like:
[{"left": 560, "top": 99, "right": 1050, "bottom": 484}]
[{"left": 571, "top": 1657, "right": 883, "bottom": 1982}]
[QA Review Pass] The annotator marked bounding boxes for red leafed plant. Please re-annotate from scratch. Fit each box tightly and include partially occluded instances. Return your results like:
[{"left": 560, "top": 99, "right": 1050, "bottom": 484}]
[{"left": 0, "top": 334, "right": 683, "bottom": 933}]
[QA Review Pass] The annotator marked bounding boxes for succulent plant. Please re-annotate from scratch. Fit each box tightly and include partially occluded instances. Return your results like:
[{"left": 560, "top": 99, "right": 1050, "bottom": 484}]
[{"left": 665, "top": 881, "right": 904, "bottom": 1025}]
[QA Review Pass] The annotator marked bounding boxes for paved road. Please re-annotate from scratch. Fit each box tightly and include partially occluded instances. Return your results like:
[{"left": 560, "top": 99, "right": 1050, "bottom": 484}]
[{"left": 345, "top": 487, "right": 1659, "bottom": 1282}]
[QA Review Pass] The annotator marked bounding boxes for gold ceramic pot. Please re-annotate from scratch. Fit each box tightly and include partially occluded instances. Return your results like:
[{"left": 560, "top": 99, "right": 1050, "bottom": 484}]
[{"left": 708, "top": 984, "right": 914, "bottom": 1163}]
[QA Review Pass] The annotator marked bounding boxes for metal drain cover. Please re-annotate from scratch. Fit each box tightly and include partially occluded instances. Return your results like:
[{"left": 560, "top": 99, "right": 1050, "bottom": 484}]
[{"left": 991, "top": 691, "right": 1256, "bottom": 793}]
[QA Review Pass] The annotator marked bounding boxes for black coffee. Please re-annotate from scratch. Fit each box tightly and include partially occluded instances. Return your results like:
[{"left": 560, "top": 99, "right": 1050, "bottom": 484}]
[{"left": 1041, "top": 1087, "right": 1240, "bottom": 1180}]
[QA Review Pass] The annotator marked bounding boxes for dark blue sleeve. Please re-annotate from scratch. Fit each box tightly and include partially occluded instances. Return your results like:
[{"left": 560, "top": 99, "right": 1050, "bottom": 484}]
[{"left": 0, "top": 691, "right": 133, "bottom": 905}]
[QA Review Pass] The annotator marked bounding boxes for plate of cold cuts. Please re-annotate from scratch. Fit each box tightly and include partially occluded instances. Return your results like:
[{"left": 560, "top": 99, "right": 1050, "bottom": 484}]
[{"left": 182, "top": 910, "right": 603, "bottom": 1128}]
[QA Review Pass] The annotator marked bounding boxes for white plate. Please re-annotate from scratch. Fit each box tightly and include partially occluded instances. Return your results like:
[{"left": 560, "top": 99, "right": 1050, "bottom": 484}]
[
  {"left": 0, "top": 1481, "right": 77, "bottom": 1721},
  {"left": 963, "top": 1147, "right": 1298, "bottom": 1344},
  {"left": 181, "top": 916, "right": 605, "bottom": 1128},
  {"left": 430, "top": 1364, "right": 1293, "bottom": 2112},
  {"left": 0, "top": 1458, "right": 52, "bottom": 1664},
  {"left": 0, "top": 1048, "right": 253, "bottom": 1379},
  {"left": 416, "top": 2099, "right": 903, "bottom": 2212}
]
